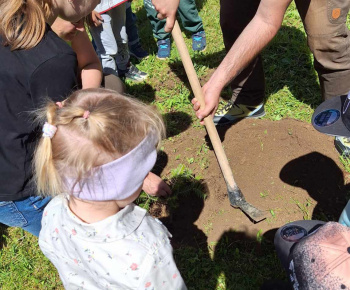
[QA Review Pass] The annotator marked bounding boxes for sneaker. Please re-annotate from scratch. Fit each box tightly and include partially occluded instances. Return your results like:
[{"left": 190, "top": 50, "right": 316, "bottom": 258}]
[
  {"left": 157, "top": 39, "right": 171, "bottom": 59},
  {"left": 192, "top": 31, "right": 206, "bottom": 52},
  {"left": 213, "top": 101, "right": 265, "bottom": 125},
  {"left": 119, "top": 63, "right": 148, "bottom": 82},
  {"left": 129, "top": 43, "right": 149, "bottom": 61},
  {"left": 335, "top": 136, "right": 350, "bottom": 157}
]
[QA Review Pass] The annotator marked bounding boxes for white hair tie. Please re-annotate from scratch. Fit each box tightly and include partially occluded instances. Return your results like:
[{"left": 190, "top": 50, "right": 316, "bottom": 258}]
[{"left": 42, "top": 122, "right": 57, "bottom": 139}]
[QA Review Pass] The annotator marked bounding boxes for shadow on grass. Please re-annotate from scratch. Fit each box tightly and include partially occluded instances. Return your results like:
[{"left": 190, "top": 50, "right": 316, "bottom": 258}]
[
  {"left": 163, "top": 111, "right": 193, "bottom": 138},
  {"left": 123, "top": 86, "right": 193, "bottom": 137},
  {"left": 280, "top": 152, "right": 349, "bottom": 221},
  {"left": 194, "top": 0, "right": 207, "bottom": 12},
  {"left": 0, "top": 224, "right": 8, "bottom": 250},
  {"left": 125, "top": 82, "right": 156, "bottom": 103},
  {"left": 167, "top": 49, "right": 228, "bottom": 98},
  {"left": 152, "top": 150, "right": 169, "bottom": 177},
  {"left": 166, "top": 192, "right": 286, "bottom": 289},
  {"left": 132, "top": 5, "right": 158, "bottom": 55}
]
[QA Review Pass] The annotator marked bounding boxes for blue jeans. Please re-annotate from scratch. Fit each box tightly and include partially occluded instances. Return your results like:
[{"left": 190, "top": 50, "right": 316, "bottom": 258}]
[{"left": 0, "top": 196, "right": 51, "bottom": 237}]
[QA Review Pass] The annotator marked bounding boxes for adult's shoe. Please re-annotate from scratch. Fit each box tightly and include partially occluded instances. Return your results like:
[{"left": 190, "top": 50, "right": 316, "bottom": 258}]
[{"left": 213, "top": 101, "right": 265, "bottom": 126}]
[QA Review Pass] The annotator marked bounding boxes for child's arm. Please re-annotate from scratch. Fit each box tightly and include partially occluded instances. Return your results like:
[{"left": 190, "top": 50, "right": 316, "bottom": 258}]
[
  {"left": 71, "top": 28, "right": 103, "bottom": 89},
  {"left": 142, "top": 172, "right": 172, "bottom": 197},
  {"left": 87, "top": 10, "right": 104, "bottom": 27}
]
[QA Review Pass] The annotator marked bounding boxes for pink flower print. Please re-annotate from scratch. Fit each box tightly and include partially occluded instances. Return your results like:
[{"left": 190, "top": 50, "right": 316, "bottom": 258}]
[
  {"left": 173, "top": 273, "right": 178, "bottom": 279},
  {"left": 130, "top": 263, "right": 138, "bottom": 271},
  {"left": 72, "top": 229, "right": 77, "bottom": 235},
  {"left": 73, "top": 259, "right": 78, "bottom": 264},
  {"left": 145, "top": 282, "right": 151, "bottom": 288},
  {"left": 54, "top": 228, "right": 59, "bottom": 234},
  {"left": 44, "top": 211, "right": 48, "bottom": 217}
]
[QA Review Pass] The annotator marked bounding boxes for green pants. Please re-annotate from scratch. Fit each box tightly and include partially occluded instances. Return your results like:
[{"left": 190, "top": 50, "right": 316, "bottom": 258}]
[{"left": 144, "top": 0, "right": 203, "bottom": 40}]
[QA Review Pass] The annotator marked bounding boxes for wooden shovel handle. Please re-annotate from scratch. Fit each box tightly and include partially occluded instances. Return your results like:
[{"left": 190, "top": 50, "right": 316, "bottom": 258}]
[{"left": 171, "top": 21, "right": 237, "bottom": 190}]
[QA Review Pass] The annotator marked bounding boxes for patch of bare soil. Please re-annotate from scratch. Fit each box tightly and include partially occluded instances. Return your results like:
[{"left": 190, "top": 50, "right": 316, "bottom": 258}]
[{"left": 151, "top": 118, "right": 350, "bottom": 248}]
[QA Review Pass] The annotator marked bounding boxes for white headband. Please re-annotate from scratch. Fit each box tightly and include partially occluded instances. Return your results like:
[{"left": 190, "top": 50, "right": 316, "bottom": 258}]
[{"left": 63, "top": 132, "right": 158, "bottom": 201}]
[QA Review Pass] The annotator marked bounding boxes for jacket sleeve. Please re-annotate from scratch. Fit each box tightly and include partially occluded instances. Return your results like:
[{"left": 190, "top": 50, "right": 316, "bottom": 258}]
[{"left": 30, "top": 54, "right": 78, "bottom": 106}]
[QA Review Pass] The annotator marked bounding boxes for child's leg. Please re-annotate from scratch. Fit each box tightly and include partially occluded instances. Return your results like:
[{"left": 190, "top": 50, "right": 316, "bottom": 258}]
[
  {"left": 89, "top": 13, "right": 119, "bottom": 76},
  {"left": 144, "top": 0, "right": 172, "bottom": 59},
  {"left": 177, "top": 0, "right": 206, "bottom": 51},
  {"left": 108, "top": 3, "right": 129, "bottom": 72},
  {"left": 109, "top": 4, "right": 148, "bottom": 81},
  {"left": 177, "top": 0, "right": 204, "bottom": 34},
  {"left": 143, "top": 0, "right": 170, "bottom": 41},
  {"left": 125, "top": 2, "right": 139, "bottom": 49},
  {"left": 126, "top": 2, "right": 149, "bottom": 60}
]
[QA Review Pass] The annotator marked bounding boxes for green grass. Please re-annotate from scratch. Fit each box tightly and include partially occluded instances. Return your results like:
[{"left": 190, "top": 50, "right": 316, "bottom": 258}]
[{"left": 1, "top": 1, "right": 346, "bottom": 289}]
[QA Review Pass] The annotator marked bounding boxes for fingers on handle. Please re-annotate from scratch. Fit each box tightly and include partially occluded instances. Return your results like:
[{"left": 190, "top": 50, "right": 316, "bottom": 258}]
[{"left": 164, "top": 16, "right": 176, "bottom": 32}]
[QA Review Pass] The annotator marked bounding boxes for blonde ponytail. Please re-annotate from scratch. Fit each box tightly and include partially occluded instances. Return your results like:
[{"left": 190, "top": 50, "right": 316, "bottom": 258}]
[
  {"left": 34, "top": 102, "right": 63, "bottom": 196},
  {"left": 0, "top": 0, "right": 51, "bottom": 50}
]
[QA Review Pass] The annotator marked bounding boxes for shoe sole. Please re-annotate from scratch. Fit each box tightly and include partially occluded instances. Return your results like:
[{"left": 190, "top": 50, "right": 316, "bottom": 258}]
[
  {"left": 125, "top": 77, "right": 148, "bottom": 82},
  {"left": 214, "top": 111, "right": 266, "bottom": 126},
  {"left": 193, "top": 45, "right": 207, "bottom": 52},
  {"left": 156, "top": 56, "right": 169, "bottom": 60}
]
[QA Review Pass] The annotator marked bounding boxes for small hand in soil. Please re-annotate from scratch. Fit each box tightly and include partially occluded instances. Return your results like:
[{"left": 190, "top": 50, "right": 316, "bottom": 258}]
[{"left": 142, "top": 172, "right": 172, "bottom": 197}]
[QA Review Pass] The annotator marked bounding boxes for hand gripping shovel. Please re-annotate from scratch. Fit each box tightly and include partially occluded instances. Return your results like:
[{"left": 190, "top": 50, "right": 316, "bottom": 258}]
[{"left": 171, "top": 21, "right": 267, "bottom": 222}]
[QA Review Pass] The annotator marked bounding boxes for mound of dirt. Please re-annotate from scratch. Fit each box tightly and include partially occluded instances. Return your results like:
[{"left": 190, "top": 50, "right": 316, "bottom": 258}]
[{"left": 152, "top": 118, "right": 350, "bottom": 248}]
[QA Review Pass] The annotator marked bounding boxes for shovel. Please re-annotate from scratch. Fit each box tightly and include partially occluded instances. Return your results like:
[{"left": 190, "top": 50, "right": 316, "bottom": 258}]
[{"left": 171, "top": 21, "right": 267, "bottom": 222}]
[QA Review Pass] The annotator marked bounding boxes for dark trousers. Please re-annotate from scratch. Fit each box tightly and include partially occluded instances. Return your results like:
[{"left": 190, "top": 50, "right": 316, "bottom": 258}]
[
  {"left": 144, "top": 0, "right": 203, "bottom": 40},
  {"left": 220, "top": 0, "right": 350, "bottom": 105}
]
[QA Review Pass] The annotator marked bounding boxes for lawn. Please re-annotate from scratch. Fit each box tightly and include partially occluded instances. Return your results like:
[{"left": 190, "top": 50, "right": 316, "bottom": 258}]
[{"left": 0, "top": 1, "right": 347, "bottom": 289}]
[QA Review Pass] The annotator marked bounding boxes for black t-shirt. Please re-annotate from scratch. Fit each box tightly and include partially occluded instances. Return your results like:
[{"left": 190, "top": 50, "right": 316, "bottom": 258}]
[{"left": 0, "top": 25, "right": 78, "bottom": 201}]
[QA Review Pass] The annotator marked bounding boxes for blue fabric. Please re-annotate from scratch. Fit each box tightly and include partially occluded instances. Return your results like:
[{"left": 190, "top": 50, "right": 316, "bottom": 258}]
[
  {"left": 192, "top": 30, "right": 206, "bottom": 51},
  {"left": 157, "top": 39, "right": 171, "bottom": 59},
  {"left": 126, "top": 5, "right": 139, "bottom": 47},
  {"left": 0, "top": 196, "right": 51, "bottom": 236}
]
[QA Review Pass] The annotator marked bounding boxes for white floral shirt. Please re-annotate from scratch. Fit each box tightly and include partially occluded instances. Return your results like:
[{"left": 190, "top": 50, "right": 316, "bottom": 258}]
[{"left": 39, "top": 196, "right": 187, "bottom": 290}]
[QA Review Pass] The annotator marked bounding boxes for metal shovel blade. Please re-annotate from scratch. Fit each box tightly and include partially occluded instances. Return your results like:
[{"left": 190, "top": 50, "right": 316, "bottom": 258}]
[{"left": 227, "top": 185, "right": 267, "bottom": 222}]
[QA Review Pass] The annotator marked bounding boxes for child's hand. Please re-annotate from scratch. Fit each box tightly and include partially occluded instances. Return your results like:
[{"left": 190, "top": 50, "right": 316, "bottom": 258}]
[
  {"left": 142, "top": 172, "right": 171, "bottom": 197},
  {"left": 87, "top": 11, "right": 103, "bottom": 27}
]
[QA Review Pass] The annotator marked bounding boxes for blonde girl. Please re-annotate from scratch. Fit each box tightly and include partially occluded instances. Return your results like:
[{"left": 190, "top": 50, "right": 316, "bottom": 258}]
[
  {"left": 35, "top": 88, "right": 187, "bottom": 289},
  {"left": 0, "top": 0, "right": 100, "bottom": 236}
]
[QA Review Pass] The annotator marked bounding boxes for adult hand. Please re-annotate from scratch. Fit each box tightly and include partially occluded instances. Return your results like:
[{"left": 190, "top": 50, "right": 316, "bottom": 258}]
[
  {"left": 191, "top": 81, "right": 221, "bottom": 125},
  {"left": 142, "top": 172, "right": 172, "bottom": 197},
  {"left": 87, "top": 10, "right": 103, "bottom": 27},
  {"left": 151, "top": 0, "right": 180, "bottom": 32}
]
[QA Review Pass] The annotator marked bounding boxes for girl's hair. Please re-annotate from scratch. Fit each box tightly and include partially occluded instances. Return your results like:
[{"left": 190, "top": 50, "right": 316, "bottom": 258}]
[
  {"left": 0, "top": 0, "right": 52, "bottom": 50},
  {"left": 34, "top": 88, "right": 166, "bottom": 196}
]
